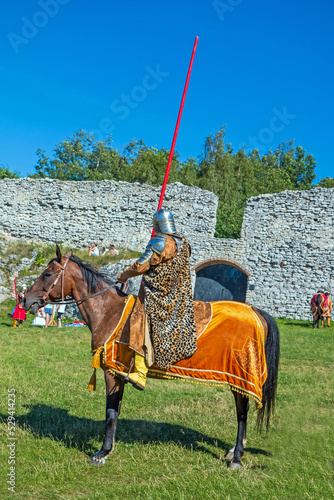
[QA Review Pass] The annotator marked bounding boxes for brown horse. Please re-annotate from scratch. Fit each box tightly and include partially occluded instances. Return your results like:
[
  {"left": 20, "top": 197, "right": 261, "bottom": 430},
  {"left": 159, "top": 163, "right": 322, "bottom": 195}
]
[{"left": 23, "top": 246, "right": 280, "bottom": 469}]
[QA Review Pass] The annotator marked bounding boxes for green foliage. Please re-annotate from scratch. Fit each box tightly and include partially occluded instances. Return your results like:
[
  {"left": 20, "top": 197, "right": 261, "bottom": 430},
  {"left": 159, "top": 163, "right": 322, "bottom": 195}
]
[
  {"left": 122, "top": 139, "right": 180, "bottom": 186},
  {"left": 316, "top": 176, "right": 334, "bottom": 188},
  {"left": 31, "top": 130, "right": 123, "bottom": 181},
  {"left": 34, "top": 251, "right": 46, "bottom": 266},
  {"left": 194, "top": 129, "right": 317, "bottom": 238},
  {"left": 0, "top": 311, "right": 333, "bottom": 499},
  {"left": 0, "top": 165, "right": 19, "bottom": 179}
]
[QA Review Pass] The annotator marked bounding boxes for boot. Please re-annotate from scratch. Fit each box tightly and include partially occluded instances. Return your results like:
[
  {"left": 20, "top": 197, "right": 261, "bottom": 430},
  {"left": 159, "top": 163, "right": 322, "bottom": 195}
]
[
  {"left": 328, "top": 318, "right": 331, "bottom": 327},
  {"left": 18, "top": 320, "right": 23, "bottom": 327},
  {"left": 117, "top": 353, "right": 148, "bottom": 391},
  {"left": 13, "top": 319, "right": 17, "bottom": 328}
]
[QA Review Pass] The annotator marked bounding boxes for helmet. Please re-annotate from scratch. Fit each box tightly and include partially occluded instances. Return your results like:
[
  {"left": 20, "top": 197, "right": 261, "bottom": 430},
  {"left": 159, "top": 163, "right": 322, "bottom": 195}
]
[{"left": 152, "top": 209, "right": 177, "bottom": 235}]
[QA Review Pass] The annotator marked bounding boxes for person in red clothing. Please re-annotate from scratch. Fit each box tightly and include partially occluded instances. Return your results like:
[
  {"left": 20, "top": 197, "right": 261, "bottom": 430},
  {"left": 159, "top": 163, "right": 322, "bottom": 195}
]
[
  {"left": 13, "top": 286, "right": 27, "bottom": 327},
  {"left": 13, "top": 303, "right": 26, "bottom": 327}
]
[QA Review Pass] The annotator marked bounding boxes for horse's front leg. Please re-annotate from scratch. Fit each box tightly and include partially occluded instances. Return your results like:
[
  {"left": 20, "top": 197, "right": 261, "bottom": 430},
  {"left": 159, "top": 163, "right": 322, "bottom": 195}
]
[
  {"left": 90, "top": 370, "right": 124, "bottom": 466},
  {"left": 227, "top": 392, "right": 249, "bottom": 470}
]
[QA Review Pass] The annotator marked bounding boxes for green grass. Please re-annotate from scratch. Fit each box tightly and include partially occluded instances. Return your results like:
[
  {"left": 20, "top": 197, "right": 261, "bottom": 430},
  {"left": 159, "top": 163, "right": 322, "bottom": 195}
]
[{"left": 0, "top": 301, "right": 333, "bottom": 499}]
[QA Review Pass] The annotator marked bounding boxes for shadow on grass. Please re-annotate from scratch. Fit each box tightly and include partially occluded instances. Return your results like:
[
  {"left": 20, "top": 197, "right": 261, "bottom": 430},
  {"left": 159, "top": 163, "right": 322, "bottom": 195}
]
[
  {"left": 0, "top": 404, "right": 269, "bottom": 461},
  {"left": 281, "top": 321, "right": 320, "bottom": 329}
]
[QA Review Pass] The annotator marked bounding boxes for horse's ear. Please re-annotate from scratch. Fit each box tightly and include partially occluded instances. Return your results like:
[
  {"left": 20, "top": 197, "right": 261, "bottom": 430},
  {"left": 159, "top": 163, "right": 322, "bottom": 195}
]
[
  {"left": 64, "top": 249, "right": 73, "bottom": 260},
  {"left": 56, "top": 244, "right": 62, "bottom": 263}
]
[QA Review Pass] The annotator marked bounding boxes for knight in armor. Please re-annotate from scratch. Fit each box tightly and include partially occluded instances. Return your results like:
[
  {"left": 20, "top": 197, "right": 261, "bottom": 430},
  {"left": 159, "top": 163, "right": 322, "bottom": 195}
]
[{"left": 117, "top": 209, "right": 197, "bottom": 390}]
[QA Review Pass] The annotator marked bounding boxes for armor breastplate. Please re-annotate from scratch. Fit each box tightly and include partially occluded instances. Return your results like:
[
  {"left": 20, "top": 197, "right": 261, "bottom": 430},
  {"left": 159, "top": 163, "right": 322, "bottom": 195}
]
[{"left": 137, "top": 234, "right": 167, "bottom": 265}]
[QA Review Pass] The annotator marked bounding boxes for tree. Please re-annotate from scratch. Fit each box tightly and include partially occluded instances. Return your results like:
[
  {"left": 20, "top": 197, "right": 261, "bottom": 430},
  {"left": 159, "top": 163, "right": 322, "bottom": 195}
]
[
  {"left": 177, "top": 157, "right": 200, "bottom": 186},
  {"left": 32, "top": 130, "right": 123, "bottom": 181},
  {"left": 316, "top": 177, "right": 334, "bottom": 188},
  {"left": 0, "top": 165, "right": 19, "bottom": 179},
  {"left": 122, "top": 139, "right": 180, "bottom": 186},
  {"left": 197, "top": 128, "right": 245, "bottom": 238}
]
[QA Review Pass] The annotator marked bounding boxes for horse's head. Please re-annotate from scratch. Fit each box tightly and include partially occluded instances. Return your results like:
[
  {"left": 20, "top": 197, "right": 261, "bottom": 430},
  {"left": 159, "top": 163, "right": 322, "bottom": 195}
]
[{"left": 23, "top": 245, "right": 73, "bottom": 311}]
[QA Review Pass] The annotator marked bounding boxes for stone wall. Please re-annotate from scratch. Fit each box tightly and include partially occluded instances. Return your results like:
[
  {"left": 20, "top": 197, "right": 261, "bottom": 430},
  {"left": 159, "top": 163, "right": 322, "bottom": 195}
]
[
  {"left": 244, "top": 188, "right": 334, "bottom": 319},
  {"left": 0, "top": 178, "right": 218, "bottom": 252},
  {"left": 0, "top": 178, "right": 333, "bottom": 320}
]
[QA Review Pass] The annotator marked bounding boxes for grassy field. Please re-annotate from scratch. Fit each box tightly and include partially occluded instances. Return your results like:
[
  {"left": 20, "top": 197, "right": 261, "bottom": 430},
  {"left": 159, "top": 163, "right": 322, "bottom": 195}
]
[{"left": 0, "top": 299, "right": 333, "bottom": 499}]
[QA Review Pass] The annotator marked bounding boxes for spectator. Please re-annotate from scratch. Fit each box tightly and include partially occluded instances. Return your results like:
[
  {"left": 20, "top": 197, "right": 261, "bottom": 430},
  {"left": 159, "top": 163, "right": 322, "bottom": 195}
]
[
  {"left": 89, "top": 243, "right": 100, "bottom": 256},
  {"left": 324, "top": 291, "right": 332, "bottom": 327},
  {"left": 12, "top": 285, "right": 28, "bottom": 327},
  {"left": 56, "top": 303, "right": 66, "bottom": 328},
  {"left": 12, "top": 302, "right": 26, "bottom": 327},
  {"left": 17, "top": 285, "right": 27, "bottom": 302},
  {"left": 109, "top": 244, "right": 119, "bottom": 256},
  {"left": 32, "top": 307, "right": 46, "bottom": 326},
  {"left": 44, "top": 303, "right": 53, "bottom": 328}
]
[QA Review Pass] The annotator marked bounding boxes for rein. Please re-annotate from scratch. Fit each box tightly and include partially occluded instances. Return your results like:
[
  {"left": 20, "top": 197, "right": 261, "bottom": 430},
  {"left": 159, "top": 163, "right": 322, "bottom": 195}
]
[
  {"left": 48, "top": 284, "right": 117, "bottom": 306},
  {"left": 41, "top": 258, "right": 118, "bottom": 307}
]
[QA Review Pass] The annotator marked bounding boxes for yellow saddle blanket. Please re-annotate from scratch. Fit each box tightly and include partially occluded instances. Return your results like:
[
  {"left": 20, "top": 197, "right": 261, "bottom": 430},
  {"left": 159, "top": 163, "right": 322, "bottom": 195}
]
[{"left": 95, "top": 298, "right": 267, "bottom": 408}]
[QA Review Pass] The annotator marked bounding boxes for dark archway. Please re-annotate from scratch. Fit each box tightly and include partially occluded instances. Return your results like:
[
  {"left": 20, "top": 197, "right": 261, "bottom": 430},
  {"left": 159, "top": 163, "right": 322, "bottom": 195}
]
[{"left": 192, "top": 258, "right": 250, "bottom": 303}]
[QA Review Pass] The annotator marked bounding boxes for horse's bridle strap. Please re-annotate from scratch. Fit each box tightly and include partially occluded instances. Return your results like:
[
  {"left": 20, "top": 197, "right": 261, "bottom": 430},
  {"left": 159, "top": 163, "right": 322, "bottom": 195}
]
[
  {"left": 41, "top": 258, "right": 118, "bottom": 306},
  {"left": 42, "top": 258, "right": 69, "bottom": 303}
]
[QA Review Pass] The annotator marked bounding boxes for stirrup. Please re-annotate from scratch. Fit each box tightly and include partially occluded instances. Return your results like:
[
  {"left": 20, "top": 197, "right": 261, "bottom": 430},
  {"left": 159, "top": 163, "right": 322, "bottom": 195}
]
[
  {"left": 116, "top": 371, "right": 145, "bottom": 391},
  {"left": 115, "top": 371, "right": 130, "bottom": 383}
]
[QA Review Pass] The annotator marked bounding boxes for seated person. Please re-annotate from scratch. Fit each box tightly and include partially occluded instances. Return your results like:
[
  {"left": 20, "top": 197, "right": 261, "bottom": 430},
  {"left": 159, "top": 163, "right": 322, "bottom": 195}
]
[
  {"left": 89, "top": 243, "right": 99, "bottom": 256},
  {"left": 109, "top": 244, "right": 119, "bottom": 256}
]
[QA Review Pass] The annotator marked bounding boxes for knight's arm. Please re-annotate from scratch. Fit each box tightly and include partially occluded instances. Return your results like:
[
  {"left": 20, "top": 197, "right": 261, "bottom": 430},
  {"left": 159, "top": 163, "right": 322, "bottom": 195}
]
[
  {"left": 117, "top": 260, "right": 151, "bottom": 282},
  {"left": 117, "top": 235, "right": 176, "bottom": 282}
]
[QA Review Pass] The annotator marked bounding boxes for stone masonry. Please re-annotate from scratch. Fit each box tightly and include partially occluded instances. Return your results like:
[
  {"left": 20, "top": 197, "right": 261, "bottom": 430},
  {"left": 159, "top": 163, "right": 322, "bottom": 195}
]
[
  {"left": 244, "top": 188, "right": 334, "bottom": 320},
  {"left": 0, "top": 178, "right": 333, "bottom": 320}
]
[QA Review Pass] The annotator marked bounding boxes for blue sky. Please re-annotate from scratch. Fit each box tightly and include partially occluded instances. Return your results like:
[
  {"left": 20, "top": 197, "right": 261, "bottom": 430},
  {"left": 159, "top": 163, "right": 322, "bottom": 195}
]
[{"left": 0, "top": 0, "right": 333, "bottom": 181}]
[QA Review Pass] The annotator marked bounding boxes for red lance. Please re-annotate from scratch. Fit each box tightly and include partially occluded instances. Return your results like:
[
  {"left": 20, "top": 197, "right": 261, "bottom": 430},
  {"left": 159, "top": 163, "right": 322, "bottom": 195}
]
[
  {"left": 153, "top": 35, "right": 199, "bottom": 234},
  {"left": 123, "top": 37, "right": 198, "bottom": 292}
]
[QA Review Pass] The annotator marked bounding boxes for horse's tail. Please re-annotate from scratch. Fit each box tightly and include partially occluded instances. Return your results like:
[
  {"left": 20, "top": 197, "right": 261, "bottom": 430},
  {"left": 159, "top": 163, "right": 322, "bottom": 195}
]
[
  {"left": 316, "top": 294, "right": 323, "bottom": 317},
  {"left": 254, "top": 308, "right": 280, "bottom": 431}
]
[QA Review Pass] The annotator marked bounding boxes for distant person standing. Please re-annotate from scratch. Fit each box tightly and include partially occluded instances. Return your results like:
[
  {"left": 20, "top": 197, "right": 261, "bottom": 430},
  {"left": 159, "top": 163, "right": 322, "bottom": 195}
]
[
  {"left": 44, "top": 303, "right": 53, "bottom": 328},
  {"left": 12, "top": 302, "right": 26, "bottom": 327},
  {"left": 12, "top": 286, "right": 27, "bottom": 327},
  {"left": 324, "top": 291, "right": 332, "bottom": 327},
  {"left": 56, "top": 303, "right": 66, "bottom": 328}
]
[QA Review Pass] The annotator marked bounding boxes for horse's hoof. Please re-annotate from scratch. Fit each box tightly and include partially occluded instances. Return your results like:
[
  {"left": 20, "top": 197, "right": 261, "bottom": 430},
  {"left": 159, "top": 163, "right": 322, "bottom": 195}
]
[
  {"left": 89, "top": 450, "right": 111, "bottom": 466},
  {"left": 229, "top": 461, "right": 243, "bottom": 470},
  {"left": 89, "top": 457, "right": 105, "bottom": 466},
  {"left": 225, "top": 450, "right": 234, "bottom": 460}
]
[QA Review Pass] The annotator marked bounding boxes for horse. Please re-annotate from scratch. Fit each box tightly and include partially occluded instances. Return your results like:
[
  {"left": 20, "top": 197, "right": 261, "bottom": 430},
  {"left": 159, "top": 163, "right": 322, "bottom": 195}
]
[
  {"left": 23, "top": 246, "right": 280, "bottom": 470},
  {"left": 311, "top": 293, "right": 328, "bottom": 329}
]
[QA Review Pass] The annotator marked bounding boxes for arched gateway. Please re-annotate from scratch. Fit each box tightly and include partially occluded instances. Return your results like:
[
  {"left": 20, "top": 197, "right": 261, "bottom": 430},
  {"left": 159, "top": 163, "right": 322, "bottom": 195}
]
[{"left": 192, "top": 258, "right": 250, "bottom": 303}]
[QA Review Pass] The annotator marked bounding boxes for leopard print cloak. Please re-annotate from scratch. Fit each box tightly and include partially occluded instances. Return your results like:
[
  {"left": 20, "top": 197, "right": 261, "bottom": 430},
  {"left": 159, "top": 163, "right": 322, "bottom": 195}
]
[{"left": 143, "top": 235, "right": 197, "bottom": 370}]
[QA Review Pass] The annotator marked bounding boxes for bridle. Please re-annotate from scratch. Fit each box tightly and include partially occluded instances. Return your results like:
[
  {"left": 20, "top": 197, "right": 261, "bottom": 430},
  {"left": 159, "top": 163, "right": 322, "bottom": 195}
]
[
  {"left": 42, "top": 258, "right": 70, "bottom": 304},
  {"left": 40, "top": 257, "right": 117, "bottom": 307}
]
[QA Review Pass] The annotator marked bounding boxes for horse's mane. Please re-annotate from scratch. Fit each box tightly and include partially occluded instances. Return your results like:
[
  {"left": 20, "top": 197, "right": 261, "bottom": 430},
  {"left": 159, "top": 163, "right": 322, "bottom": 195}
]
[{"left": 49, "top": 254, "right": 127, "bottom": 297}]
